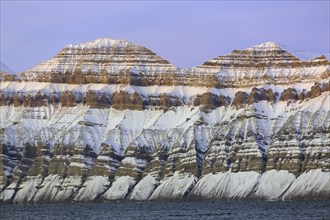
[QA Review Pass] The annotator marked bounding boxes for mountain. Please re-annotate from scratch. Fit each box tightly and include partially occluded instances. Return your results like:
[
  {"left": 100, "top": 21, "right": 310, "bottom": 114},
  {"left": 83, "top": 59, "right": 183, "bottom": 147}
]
[
  {"left": 0, "top": 39, "right": 329, "bottom": 204},
  {"left": 0, "top": 61, "right": 18, "bottom": 81},
  {"left": 21, "top": 38, "right": 177, "bottom": 85}
]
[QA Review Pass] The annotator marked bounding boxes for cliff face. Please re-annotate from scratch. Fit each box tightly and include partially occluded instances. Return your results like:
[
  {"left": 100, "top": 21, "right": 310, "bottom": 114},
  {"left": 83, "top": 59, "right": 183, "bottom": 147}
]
[{"left": 0, "top": 39, "right": 329, "bottom": 203}]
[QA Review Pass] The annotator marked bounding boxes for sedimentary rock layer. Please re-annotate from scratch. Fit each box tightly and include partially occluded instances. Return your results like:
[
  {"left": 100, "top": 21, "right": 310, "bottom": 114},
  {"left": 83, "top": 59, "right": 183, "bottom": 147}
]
[
  {"left": 0, "top": 39, "right": 329, "bottom": 203},
  {"left": 19, "top": 40, "right": 329, "bottom": 88}
]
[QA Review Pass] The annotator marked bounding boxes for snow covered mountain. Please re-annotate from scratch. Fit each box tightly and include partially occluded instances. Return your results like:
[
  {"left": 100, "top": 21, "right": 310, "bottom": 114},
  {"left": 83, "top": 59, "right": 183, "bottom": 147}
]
[{"left": 0, "top": 38, "right": 329, "bottom": 203}]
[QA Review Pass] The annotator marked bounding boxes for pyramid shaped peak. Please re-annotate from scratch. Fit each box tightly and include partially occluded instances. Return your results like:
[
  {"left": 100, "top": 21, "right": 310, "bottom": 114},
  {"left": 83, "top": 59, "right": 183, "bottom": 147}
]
[{"left": 246, "top": 42, "right": 329, "bottom": 61}]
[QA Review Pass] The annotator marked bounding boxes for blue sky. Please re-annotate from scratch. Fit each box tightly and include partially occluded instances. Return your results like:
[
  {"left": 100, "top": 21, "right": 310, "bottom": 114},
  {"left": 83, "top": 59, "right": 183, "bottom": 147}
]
[{"left": 1, "top": 1, "right": 329, "bottom": 73}]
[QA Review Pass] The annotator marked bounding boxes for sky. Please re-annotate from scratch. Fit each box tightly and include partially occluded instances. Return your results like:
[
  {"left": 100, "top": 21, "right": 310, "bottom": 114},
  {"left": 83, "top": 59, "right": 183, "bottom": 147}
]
[{"left": 1, "top": 1, "right": 329, "bottom": 73}]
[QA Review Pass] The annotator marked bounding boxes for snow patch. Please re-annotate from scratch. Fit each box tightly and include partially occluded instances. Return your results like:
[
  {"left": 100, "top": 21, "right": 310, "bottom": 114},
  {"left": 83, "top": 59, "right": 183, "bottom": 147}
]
[
  {"left": 190, "top": 171, "right": 260, "bottom": 199},
  {"left": 103, "top": 176, "right": 136, "bottom": 200},
  {"left": 130, "top": 174, "right": 157, "bottom": 200},
  {"left": 149, "top": 172, "right": 196, "bottom": 200},
  {"left": 74, "top": 176, "right": 110, "bottom": 202},
  {"left": 282, "top": 169, "right": 330, "bottom": 200},
  {"left": 13, "top": 176, "right": 43, "bottom": 203},
  {"left": 65, "top": 38, "right": 131, "bottom": 49},
  {"left": 254, "top": 170, "right": 295, "bottom": 200}
]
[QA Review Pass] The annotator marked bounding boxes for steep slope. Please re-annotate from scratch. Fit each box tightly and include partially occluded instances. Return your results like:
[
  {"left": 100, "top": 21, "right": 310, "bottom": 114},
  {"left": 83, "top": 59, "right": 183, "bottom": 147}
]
[{"left": 0, "top": 39, "right": 329, "bottom": 203}]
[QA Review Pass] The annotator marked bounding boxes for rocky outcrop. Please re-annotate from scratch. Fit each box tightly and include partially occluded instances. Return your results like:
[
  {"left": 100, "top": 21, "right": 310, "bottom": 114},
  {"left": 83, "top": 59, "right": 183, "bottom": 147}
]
[
  {"left": 0, "top": 39, "right": 329, "bottom": 203},
  {"left": 112, "top": 91, "right": 144, "bottom": 110},
  {"left": 193, "top": 92, "right": 231, "bottom": 110}
]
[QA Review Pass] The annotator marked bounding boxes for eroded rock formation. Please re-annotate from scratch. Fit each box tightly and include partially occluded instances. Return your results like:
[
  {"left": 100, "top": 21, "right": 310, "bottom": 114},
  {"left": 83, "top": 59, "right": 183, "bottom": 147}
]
[{"left": 0, "top": 39, "right": 329, "bottom": 203}]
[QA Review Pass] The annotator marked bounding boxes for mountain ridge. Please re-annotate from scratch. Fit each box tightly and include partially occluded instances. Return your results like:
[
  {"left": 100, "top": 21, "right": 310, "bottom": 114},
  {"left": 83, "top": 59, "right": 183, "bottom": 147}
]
[
  {"left": 3, "top": 38, "right": 329, "bottom": 75},
  {"left": 13, "top": 38, "right": 329, "bottom": 90},
  {"left": 0, "top": 38, "right": 329, "bottom": 204}
]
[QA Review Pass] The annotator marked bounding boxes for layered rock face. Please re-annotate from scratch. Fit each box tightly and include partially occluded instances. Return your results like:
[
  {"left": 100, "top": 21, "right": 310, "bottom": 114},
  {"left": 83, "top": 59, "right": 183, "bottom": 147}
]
[
  {"left": 0, "top": 39, "right": 329, "bottom": 204},
  {"left": 21, "top": 38, "right": 178, "bottom": 86}
]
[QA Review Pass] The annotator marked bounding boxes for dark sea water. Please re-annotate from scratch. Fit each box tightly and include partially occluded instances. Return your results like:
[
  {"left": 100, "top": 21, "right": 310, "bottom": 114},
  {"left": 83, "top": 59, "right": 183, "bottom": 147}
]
[{"left": 1, "top": 201, "right": 329, "bottom": 220}]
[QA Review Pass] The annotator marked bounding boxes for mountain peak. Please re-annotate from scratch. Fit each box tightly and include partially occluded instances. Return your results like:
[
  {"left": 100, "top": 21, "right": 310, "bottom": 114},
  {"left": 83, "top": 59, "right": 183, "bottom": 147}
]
[
  {"left": 244, "top": 42, "right": 330, "bottom": 61},
  {"left": 65, "top": 38, "right": 132, "bottom": 49},
  {"left": 246, "top": 41, "right": 285, "bottom": 51}
]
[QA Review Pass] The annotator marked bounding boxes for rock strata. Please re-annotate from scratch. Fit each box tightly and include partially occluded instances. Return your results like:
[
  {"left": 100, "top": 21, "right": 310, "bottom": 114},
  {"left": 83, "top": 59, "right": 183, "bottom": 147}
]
[{"left": 0, "top": 39, "right": 329, "bottom": 203}]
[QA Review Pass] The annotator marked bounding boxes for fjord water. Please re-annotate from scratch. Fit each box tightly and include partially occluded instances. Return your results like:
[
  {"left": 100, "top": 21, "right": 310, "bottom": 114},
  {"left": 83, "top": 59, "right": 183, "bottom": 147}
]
[{"left": 1, "top": 201, "right": 329, "bottom": 220}]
